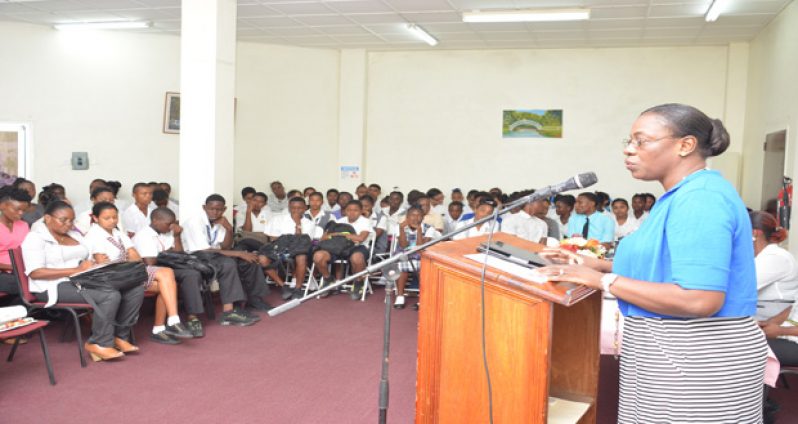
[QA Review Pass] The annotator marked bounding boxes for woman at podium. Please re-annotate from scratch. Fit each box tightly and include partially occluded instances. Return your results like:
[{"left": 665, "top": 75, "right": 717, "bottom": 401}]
[{"left": 541, "top": 103, "right": 768, "bottom": 423}]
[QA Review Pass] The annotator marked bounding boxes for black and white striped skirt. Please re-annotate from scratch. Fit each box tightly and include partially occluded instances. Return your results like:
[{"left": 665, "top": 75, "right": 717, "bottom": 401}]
[{"left": 618, "top": 316, "right": 768, "bottom": 424}]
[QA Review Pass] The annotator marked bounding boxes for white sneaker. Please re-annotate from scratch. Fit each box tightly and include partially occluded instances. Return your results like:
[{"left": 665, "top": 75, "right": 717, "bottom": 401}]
[{"left": 393, "top": 295, "right": 406, "bottom": 308}]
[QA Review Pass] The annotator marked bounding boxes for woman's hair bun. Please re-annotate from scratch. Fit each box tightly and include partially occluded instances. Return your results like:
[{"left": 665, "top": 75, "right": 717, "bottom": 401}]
[{"left": 707, "top": 118, "right": 730, "bottom": 157}]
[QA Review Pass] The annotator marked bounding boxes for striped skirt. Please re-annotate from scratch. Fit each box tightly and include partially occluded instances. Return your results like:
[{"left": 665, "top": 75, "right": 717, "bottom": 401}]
[{"left": 618, "top": 316, "right": 768, "bottom": 424}]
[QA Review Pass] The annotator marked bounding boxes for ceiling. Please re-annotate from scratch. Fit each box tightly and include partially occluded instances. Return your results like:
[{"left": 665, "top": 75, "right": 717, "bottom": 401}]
[{"left": 0, "top": 0, "right": 792, "bottom": 50}]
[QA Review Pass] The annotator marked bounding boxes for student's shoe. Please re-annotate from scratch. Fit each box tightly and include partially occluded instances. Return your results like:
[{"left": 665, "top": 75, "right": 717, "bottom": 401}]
[
  {"left": 85, "top": 343, "right": 124, "bottom": 362},
  {"left": 150, "top": 331, "right": 181, "bottom": 345},
  {"left": 281, "top": 285, "right": 294, "bottom": 300},
  {"left": 163, "top": 322, "right": 194, "bottom": 339},
  {"left": 291, "top": 289, "right": 304, "bottom": 300},
  {"left": 393, "top": 295, "right": 406, "bottom": 309},
  {"left": 247, "top": 297, "right": 273, "bottom": 311},
  {"left": 187, "top": 318, "right": 204, "bottom": 338},
  {"left": 220, "top": 310, "right": 256, "bottom": 327},
  {"left": 113, "top": 337, "right": 140, "bottom": 353},
  {"left": 412, "top": 303, "right": 420, "bottom": 311},
  {"left": 240, "top": 308, "right": 262, "bottom": 322},
  {"left": 350, "top": 282, "right": 363, "bottom": 300}
]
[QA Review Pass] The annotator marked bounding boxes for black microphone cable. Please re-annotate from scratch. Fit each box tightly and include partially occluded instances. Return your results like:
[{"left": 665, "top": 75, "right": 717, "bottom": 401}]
[{"left": 478, "top": 207, "right": 500, "bottom": 424}]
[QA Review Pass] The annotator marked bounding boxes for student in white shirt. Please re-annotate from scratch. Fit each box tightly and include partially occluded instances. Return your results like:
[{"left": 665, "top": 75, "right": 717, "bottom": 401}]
[
  {"left": 453, "top": 197, "right": 499, "bottom": 240},
  {"left": 268, "top": 181, "right": 289, "bottom": 214},
  {"left": 367, "top": 184, "right": 382, "bottom": 206},
  {"left": 157, "top": 182, "right": 180, "bottom": 218},
  {"left": 612, "top": 198, "right": 640, "bottom": 241},
  {"left": 361, "top": 195, "right": 388, "bottom": 254},
  {"left": 22, "top": 201, "right": 144, "bottom": 362},
  {"left": 497, "top": 193, "right": 524, "bottom": 237},
  {"left": 322, "top": 188, "right": 340, "bottom": 214},
  {"left": 427, "top": 188, "right": 446, "bottom": 217},
  {"left": 181, "top": 194, "right": 269, "bottom": 321},
  {"left": 331, "top": 191, "right": 353, "bottom": 220},
  {"left": 75, "top": 186, "right": 118, "bottom": 236},
  {"left": 416, "top": 194, "right": 445, "bottom": 232},
  {"left": 382, "top": 191, "right": 406, "bottom": 237},
  {"left": 236, "top": 192, "right": 273, "bottom": 233},
  {"left": 503, "top": 201, "right": 547, "bottom": 243},
  {"left": 554, "top": 195, "right": 575, "bottom": 240},
  {"left": 450, "top": 189, "right": 470, "bottom": 215},
  {"left": 121, "top": 182, "right": 155, "bottom": 238},
  {"left": 262, "top": 197, "right": 315, "bottom": 301},
  {"left": 394, "top": 206, "right": 441, "bottom": 309},
  {"left": 233, "top": 187, "right": 256, "bottom": 228},
  {"left": 305, "top": 192, "right": 333, "bottom": 241},
  {"left": 313, "top": 200, "right": 374, "bottom": 300},
  {"left": 133, "top": 207, "right": 206, "bottom": 338},
  {"left": 444, "top": 201, "right": 465, "bottom": 235},
  {"left": 84, "top": 202, "right": 193, "bottom": 345},
  {"left": 72, "top": 178, "right": 108, "bottom": 220},
  {"left": 355, "top": 183, "right": 368, "bottom": 200},
  {"left": 630, "top": 193, "right": 649, "bottom": 225}
]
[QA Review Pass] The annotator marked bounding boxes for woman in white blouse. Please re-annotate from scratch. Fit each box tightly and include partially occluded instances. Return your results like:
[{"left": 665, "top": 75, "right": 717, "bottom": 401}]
[
  {"left": 84, "top": 202, "right": 193, "bottom": 345},
  {"left": 751, "top": 212, "right": 798, "bottom": 367},
  {"left": 21, "top": 201, "right": 145, "bottom": 362}
]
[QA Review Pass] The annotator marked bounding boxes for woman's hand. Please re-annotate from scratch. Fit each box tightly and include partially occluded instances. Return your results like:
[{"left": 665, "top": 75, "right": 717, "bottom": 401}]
[
  {"left": 539, "top": 247, "right": 584, "bottom": 265},
  {"left": 77, "top": 260, "right": 94, "bottom": 272},
  {"left": 758, "top": 321, "right": 784, "bottom": 339},
  {"left": 94, "top": 253, "right": 110, "bottom": 264},
  {"left": 537, "top": 264, "right": 604, "bottom": 290}
]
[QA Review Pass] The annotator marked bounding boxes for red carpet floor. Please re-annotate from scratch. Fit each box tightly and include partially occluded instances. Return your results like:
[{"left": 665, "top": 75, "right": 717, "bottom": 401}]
[{"left": 1, "top": 288, "right": 796, "bottom": 423}]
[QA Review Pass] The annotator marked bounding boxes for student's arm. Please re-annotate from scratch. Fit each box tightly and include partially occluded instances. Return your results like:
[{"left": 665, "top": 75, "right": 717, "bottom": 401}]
[
  {"left": 92, "top": 253, "right": 111, "bottom": 264},
  {"left": 347, "top": 230, "right": 370, "bottom": 244},
  {"left": 126, "top": 248, "right": 142, "bottom": 262},
  {"left": 141, "top": 257, "right": 158, "bottom": 266},
  {"left": 241, "top": 202, "right": 253, "bottom": 232},
  {"left": 219, "top": 217, "right": 234, "bottom": 250},
  {"left": 398, "top": 222, "right": 410, "bottom": 248},
  {"left": 0, "top": 263, "right": 12, "bottom": 272},
  {"left": 29, "top": 260, "right": 93, "bottom": 280},
  {"left": 216, "top": 249, "right": 259, "bottom": 263},
  {"left": 172, "top": 224, "right": 185, "bottom": 253}
]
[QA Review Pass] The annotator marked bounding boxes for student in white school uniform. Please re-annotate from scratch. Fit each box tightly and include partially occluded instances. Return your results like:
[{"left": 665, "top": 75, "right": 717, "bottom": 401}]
[
  {"left": 83, "top": 202, "right": 193, "bottom": 345},
  {"left": 157, "top": 182, "right": 179, "bottom": 217},
  {"left": 630, "top": 193, "right": 649, "bottom": 225},
  {"left": 261, "top": 197, "right": 315, "bottom": 301},
  {"left": 75, "top": 186, "right": 120, "bottom": 236},
  {"left": 612, "top": 198, "right": 640, "bottom": 241},
  {"left": 554, "top": 195, "right": 575, "bottom": 240},
  {"left": 496, "top": 193, "right": 525, "bottom": 237},
  {"left": 367, "top": 184, "right": 382, "bottom": 206},
  {"left": 322, "top": 188, "right": 340, "bottom": 214},
  {"left": 236, "top": 192, "right": 273, "bottom": 234},
  {"left": 416, "top": 194, "right": 445, "bottom": 233},
  {"left": 360, "top": 195, "right": 388, "bottom": 254},
  {"left": 450, "top": 189, "right": 470, "bottom": 216},
  {"left": 503, "top": 201, "right": 548, "bottom": 243},
  {"left": 382, "top": 191, "right": 406, "bottom": 237},
  {"left": 268, "top": 181, "right": 289, "bottom": 214},
  {"left": 453, "top": 197, "right": 499, "bottom": 240},
  {"left": 427, "top": 188, "right": 447, "bottom": 217},
  {"left": 73, "top": 178, "right": 109, "bottom": 220},
  {"left": 313, "top": 199, "right": 374, "bottom": 300},
  {"left": 394, "top": 206, "right": 441, "bottom": 309},
  {"left": 444, "top": 201, "right": 465, "bottom": 235},
  {"left": 121, "top": 182, "right": 155, "bottom": 238},
  {"left": 305, "top": 192, "right": 333, "bottom": 242},
  {"left": 181, "top": 194, "right": 270, "bottom": 321},
  {"left": 133, "top": 207, "right": 206, "bottom": 338},
  {"left": 331, "top": 191, "right": 353, "bottom": 220},
  {"left": 233, "top": 186, "right": 256, "bottom": 228}
]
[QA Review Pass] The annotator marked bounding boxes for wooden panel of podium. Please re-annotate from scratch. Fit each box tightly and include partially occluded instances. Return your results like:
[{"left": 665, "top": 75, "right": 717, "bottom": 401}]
[{"left": 415, "top": 233, "right": 601, "bottom": 424}]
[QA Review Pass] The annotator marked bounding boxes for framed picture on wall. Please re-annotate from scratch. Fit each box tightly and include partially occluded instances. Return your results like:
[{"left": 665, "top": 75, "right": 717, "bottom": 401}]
[
  {"left": 163, "top": 92, "right": 180, "bottom": 134},
  {"left": 502, "top": 109, "right": 563, "bottom": 138}
]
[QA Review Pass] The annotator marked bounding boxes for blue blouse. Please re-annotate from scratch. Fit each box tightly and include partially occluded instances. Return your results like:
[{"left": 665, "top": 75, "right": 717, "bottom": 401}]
[{"left": 612, "top": 170, "right": 757, "bottom": 318}]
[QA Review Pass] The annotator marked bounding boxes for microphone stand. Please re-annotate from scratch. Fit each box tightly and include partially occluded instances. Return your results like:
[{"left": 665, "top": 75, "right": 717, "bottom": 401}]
[{"left": 267, "top": 176, "right": 593, "bottom": 424}]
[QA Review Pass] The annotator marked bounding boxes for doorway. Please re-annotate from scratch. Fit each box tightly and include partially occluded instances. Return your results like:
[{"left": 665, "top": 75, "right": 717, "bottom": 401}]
[
  {"left": 761, "top": 129, "right": 787, "bottom": 212},
  {"left": 0, "top": 123, "right": 29, "bottom": 181}
]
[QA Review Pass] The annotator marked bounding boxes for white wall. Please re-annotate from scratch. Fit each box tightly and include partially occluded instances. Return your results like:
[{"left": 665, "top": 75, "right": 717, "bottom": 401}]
[
  {"left": 0, "top": 22, "right": 181, "bottom": 205},
  {"left": 365, "top": 46, "right": 737, "bottom": 200},
  {"left": 741, "top": 0, "right": 798, "bottom": 252}
]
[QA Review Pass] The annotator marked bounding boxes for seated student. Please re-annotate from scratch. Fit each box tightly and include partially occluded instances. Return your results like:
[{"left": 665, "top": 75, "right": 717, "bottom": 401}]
[
  {"left": 553, "top": 194, "right": 575, "bottom": 239},
  {"left": 304, "top": 192, "right": 333, "bottom": 242},
  {"left": 261, "top": 197, "right": 315, "bottom": 301},
  {"left": 460, "top": 190, "right": 483, "bottom": 221},
  {"left": 630, "top": 193, "right": 649, "bottom": 224},
  {"left": 233, "top": 186, "right": 256, "bottom": 227},
  {"left": 360, "top": 195, "right": 388, "bottom": 254},
  {"left": 84, "top": 202, "right": 193, "bottom": 345},
  {"left": 382, "top": 191, "right": 406, "bottom": 237},
  {"left": 595, "top": 191, "right": 613, "bottom": 219},
  {"left": 444, "top": 201, "right": 464, "bottom": 235},
  {"left": 121, "top": 182, "right": 155, "bottom": 238},
  {"left": 269, "top": 181, "right": 289, "bottom": 214},
  {"left": 22, "top": 201, "right": 144, "bottom": 362},
  {"left": 331, "top": 191, "right": 353, "bottom": 220},
  {"left": 158, "top": 182, "right": 179, "bottom": 217},
  {"left": 182, "top": 194, "right": 269, "bottom": 318},
  {"left": 236, "top": 192, "right": 273, "bottom": 235},
  {"left": 532, "top": 198, "right": 561, "bottom": 240},
  {"left": 566, "top": 192, "right": 615, "bottom": 247},
  {"left": 379, "top": 196, "right": 390, "bottom": 210},
  {"left": 75, "top": 186, "right": 119, "bottom": 236},
  {"left": 302, "top": 187, "right": 316, "bottom": 203},
  {"left": 643, "top": 192, "right": 656, "bottom": 212},
  {"left": 367, "top": 184, "right": 382, "bottom": 205},
  {"left": 73, "top": 178, "right": 108, "bottom": 217},
  {"left": 0, "top": 186, "right": 32, "bottom": 295},
  {"left": 323, "top": 188, "right": 339, "bottom": 214},
  {"left": 313, "top": 200, "right": 374, "bottom": 300},
  {"left": 105, "top": 180, "right": 125, "bottom": 211},
  {"left": 453, "top": 196, "right": 499, "bottom": 240},
  {"left": 612, "top": 198, "right": 640, "bottom": 241},
  {"left": 133, "top": 207, "right": 206, "bottom": 338},
  {"left": 394, "top": 206, "right": 441, "bottom": 310},
  {"left": 427, "top": 188, "right": 446, "bottom": 217},
  {"left": 152, "top": 189, "right": 170, "bottom": 209},
  {"left": 355, "top": 183, "right": 368, "bottom": 200},
  {"left": 12, "top": 178, "right": 42, "bottom": 226},
  {"left": 503, "top": 200, "right": 547, "bottom": 243},
  {"left": 450, "top": 188, "right": 469, "bottom": 216},
  {"left": 496, "top": 193, "right": 524, "bottom": 235},
  {"left": 415, "top": 194, "right": 445, "bottom": 232},
  {"left": 29, "top": 186, "right": 68, "bottom": 233}
]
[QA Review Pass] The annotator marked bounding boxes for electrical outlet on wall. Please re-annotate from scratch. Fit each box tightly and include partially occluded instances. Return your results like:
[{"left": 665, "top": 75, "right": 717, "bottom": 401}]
[{"left": 71, "top": 152, "right": 89, "bottom": 170}]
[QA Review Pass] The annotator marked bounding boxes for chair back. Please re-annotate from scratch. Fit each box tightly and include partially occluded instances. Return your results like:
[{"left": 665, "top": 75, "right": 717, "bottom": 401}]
[{"left": 8, "top": 248, "right": 37, "bottom": 305}]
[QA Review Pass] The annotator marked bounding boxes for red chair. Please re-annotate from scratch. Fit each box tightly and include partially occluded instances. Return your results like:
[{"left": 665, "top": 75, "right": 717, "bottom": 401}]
[
  {"left": 8, "top": 248, "right": 93, "bottom": 368},
  {"left": 0, "top": 320, "right": 56, "bottom": 385}
]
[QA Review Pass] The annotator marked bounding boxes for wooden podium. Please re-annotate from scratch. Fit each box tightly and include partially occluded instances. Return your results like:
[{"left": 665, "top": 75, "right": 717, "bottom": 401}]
[{"left": 415, "top": 233, "right": 601, "bottom": 424}]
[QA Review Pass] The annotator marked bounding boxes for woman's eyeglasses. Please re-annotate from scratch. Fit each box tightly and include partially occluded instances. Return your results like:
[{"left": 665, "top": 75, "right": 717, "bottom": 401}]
[{"left": 622, "top": 136, "right": 677, "bottom": 149}]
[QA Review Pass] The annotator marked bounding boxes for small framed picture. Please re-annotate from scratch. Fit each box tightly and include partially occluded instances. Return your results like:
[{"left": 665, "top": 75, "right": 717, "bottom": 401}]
[{"left": 163, "top": 92, "right": 180, "bottom": 134}]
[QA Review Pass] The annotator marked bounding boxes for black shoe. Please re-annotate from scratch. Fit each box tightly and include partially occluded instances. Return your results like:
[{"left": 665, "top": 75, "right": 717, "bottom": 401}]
[
  {"left": 186, "top": 318, "right": 204, "bottom": 338},
  {"left": 350, "top": 282, "right": 363, "bottom": 301},
  {"left": 240, "top": 308, "right": 261, "bottom": 322},
  {"left": 150, "top": 331, "right": 181, "bottom": 345},
  {"left": 247, "top": 297, "right": 273, "bottom": 311},
  {"left": 163, "top": 322, "right": 194, "bottom": 339},
  {"left": 220, "top": 310, "right": 256, "bottom": 327},
  {"left": 281, "top": 285, "right": 293, "bottom": 300},
  {"left": 291, "top": 289, "right": 304, "bottom": 300}
]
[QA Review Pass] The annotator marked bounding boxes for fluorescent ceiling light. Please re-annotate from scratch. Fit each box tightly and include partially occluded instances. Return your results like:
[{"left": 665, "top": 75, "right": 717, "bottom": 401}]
[
  {"left": 704, "top": 0, "right": 727, "bottom": 22},
  {"left": 406, "top": 24, "right": 438, "bottom": 46},
  {"left": 463, "top": 8, "right": 590, "bottom": 23},
  {"left": 53, "top": 21, "right": 151, "bottom": 30}
]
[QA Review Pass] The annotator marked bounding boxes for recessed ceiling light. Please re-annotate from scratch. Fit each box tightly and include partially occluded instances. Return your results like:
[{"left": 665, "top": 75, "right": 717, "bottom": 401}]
[
  {"left": 406, "top": 24, "right": 438, "bottom": 46},
  {"left": 705, "top": 0, "right": 728, "bottom": 22},
  {"left": 462, "top": 9, "right": 590, "bottom": 23}
]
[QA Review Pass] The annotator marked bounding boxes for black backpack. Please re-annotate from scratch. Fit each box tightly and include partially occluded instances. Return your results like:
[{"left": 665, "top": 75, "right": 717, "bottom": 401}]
[
  {"left": 156, "top": 251, "right": 218, "bottom": 282},
  {"left": 318, "top": 222, "right": 357, "bottom": 257},
  {"left": 259, "top": 234, "right": 313, "bottom": 262}
]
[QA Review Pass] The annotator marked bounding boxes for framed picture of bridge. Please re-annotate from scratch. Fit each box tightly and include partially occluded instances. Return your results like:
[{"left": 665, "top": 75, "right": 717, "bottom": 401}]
[{"left": 502, "top": 109, "right": 563, "bottom": 138}]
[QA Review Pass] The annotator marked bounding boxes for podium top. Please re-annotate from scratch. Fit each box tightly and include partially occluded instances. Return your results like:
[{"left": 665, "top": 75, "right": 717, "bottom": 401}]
[{"left": 421, "top": 232, "right": 596, "bottom": 306}]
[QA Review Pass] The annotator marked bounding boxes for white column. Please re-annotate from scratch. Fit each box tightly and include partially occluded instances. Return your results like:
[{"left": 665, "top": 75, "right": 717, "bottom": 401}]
[
  {"left": 178, "top": 0, "right": 237, "bottom": 219},
  {"left": 337, "top": 49, "right": 368, "bottom": 192}
]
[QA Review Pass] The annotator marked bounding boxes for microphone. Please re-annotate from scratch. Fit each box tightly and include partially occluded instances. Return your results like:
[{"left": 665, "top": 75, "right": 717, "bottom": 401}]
[{"left": 516, "top": 172, "right": 598, "bottom": 205}]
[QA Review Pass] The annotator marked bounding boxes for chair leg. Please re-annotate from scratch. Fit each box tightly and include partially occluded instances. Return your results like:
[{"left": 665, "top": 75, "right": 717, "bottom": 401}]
[
  {"left": 65, "top": 309, "right": 87, "bottom": 368},
  {"left": 304, "top": 264, "right": 316, "bottom": 297},
  {"left": 6, "top": 337, "right": 20, "bottom": 362},
  {"left": 203, "top": 289, "right": 216, "bottom": 320},
  {"left": 38, "top": 328, "right": 56, "bottom": 385}
]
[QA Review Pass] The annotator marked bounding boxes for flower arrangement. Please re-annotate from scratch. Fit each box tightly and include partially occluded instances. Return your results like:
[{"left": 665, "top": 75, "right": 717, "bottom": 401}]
[{"left": 560, "top": 237, "right": 607, "bottom": 259}]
